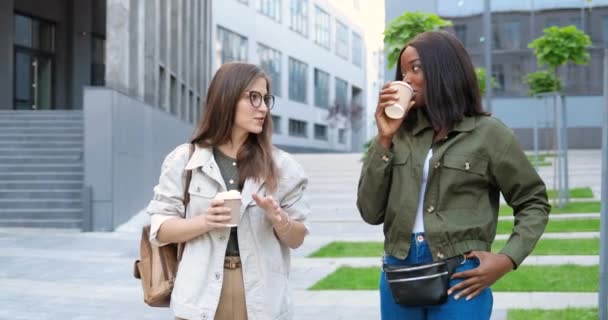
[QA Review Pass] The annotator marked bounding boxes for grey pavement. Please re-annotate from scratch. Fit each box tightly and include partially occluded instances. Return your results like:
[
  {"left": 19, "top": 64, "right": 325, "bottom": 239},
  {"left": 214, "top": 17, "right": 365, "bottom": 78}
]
[{"left": 1, "top": 150, "right": 602, "bottom": 319}]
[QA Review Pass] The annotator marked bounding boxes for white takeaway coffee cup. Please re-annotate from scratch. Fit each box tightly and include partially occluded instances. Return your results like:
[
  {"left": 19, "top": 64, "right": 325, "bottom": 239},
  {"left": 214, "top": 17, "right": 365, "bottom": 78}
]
[
  {"left": 215, "top": 190, "right": 242, "bottom": 227},
  {"left": 385, "top": 81, "right": 414, "bottom": 119}
]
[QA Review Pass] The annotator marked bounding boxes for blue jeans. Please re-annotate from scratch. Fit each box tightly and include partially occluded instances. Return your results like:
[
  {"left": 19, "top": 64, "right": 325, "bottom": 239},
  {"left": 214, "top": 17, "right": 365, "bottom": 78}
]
[{"left": 379, "top": 233, "right": 493, "bottom": 320}]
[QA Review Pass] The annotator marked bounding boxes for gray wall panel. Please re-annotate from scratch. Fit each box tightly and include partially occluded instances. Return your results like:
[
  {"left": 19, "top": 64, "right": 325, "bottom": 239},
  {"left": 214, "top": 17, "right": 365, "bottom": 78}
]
[{"left": 84, "top": 87, "right": 193, "bottom": 231}]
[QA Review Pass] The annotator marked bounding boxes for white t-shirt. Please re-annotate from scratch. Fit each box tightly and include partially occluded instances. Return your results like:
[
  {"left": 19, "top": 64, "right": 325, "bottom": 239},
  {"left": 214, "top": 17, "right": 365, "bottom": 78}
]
[{"left": 412, "top": 149, "right": 433, "bottom": 233}]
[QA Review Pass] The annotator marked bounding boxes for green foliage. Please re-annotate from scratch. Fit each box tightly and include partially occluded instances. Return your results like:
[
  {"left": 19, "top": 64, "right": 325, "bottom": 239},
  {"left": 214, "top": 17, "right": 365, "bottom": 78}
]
[
  {"left": 475, "top": 68, "right": 498, "bottom": 95},
  {"left": 528, "top": 26, "right": 592, "bottom": 72},
  {"left": 524, "top": 70, "right": 562, "bottom": 96},
  {"left": 384, "top": 12, "right": 452, "bottom": 69}
]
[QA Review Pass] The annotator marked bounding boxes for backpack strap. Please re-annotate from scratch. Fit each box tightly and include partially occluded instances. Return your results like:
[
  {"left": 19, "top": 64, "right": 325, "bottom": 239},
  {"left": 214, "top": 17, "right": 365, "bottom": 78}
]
[{"left": 177, "top": 143, "right": 195, "bottom": 261}]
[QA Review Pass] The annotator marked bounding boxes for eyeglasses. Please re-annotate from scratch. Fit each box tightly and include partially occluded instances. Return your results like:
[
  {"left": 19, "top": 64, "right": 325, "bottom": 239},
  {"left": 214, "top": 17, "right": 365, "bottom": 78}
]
[{"left": 244, "top": 91, "right": 275, "bottom": 110}]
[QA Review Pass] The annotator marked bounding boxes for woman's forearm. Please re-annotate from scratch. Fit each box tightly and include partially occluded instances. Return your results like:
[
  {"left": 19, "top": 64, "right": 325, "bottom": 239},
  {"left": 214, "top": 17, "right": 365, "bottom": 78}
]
[{"left": 157, "top": 216, "right": 209, "bottom": 244}]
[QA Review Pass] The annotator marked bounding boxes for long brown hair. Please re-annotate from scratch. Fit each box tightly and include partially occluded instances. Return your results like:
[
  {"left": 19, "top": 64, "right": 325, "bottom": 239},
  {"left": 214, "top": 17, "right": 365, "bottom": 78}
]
[{"left": 191, "top": 62, "right": 279, "bottom": 192}]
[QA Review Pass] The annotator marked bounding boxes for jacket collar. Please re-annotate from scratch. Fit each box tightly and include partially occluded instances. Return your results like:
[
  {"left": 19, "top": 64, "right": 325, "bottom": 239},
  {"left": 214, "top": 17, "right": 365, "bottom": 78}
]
[
  {"left": 411, "top": 108, "right": 477, "bottom": 135},
  {"left": 184, "top": 143, "right": 265, "bottom": 209}
]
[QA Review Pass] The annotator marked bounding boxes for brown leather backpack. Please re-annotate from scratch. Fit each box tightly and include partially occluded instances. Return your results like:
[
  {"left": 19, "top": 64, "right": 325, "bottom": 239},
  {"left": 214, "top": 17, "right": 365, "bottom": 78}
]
[{"left": 133, "top": 144, "right": 194, "bottom": 307}]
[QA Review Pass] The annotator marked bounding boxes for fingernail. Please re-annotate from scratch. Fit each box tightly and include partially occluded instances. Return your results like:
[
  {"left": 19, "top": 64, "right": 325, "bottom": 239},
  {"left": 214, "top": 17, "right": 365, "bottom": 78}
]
[
  {"left": 447, "top": 290, "right": 452, "bottom": 295},
  {"left": 466, "top": 296, "right": 471, "bottom": 301},
  {"left": 454, "top": 295, "right": 460, "bottom": 300}
]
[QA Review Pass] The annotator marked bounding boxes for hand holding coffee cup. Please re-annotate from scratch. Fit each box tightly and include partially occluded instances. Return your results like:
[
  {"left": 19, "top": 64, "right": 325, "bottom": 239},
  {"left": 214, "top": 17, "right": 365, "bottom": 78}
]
[
  {"left": 375, "top": 82, "right": 416, "bottom": 148},
  {"left": 384, "top": 81, "right": 415, "bottom": 119},
  {"left": 215, "top": 190, "right": 242, "bottom": 227}
]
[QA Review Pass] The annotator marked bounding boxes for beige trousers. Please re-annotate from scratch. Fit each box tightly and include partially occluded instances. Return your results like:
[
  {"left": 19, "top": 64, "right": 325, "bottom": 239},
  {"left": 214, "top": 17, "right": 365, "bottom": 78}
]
[{"left": 176, "top": 257, "right": 247, "bottom": 320}]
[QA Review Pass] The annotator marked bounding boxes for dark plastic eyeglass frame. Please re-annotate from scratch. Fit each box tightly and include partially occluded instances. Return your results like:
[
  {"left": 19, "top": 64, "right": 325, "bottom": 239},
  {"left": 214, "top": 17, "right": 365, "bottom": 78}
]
[{"left": 244, "top": 90, "right": 275, "bottom": 110}]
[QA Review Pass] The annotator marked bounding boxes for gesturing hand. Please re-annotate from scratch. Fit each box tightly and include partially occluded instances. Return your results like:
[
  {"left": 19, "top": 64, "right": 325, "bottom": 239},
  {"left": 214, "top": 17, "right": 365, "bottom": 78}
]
[
  {"left": 251, "top": 193, "right": 284, "bottom": 226},
  {"left": 448, "top": 251, "right": 515, "bottom": 301}
]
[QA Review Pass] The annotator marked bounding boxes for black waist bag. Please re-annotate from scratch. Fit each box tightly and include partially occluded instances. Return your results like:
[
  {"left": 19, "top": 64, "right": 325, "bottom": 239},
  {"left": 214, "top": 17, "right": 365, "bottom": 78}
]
[{"left": 383, "top": 256, "right": 463, "bottom": 306}]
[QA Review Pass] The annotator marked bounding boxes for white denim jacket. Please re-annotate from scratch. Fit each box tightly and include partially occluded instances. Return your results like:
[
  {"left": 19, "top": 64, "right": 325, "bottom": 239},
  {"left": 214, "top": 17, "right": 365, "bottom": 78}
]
[{"left": 146, "top": 143, "right": 310, "bottom": 320}]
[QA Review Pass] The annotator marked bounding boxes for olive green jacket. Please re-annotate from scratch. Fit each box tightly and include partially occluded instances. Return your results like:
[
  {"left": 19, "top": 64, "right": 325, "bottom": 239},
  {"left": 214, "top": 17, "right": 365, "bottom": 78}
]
[{"left": 357, "top": 112, "right": 550, "bottom": 267}]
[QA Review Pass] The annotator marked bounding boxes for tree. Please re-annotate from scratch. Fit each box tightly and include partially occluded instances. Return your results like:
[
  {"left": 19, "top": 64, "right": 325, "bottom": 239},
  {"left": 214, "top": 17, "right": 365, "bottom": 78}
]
[
  {"left": 526, "top": 25, "right": 591, "bottom": 207},
  {"left": 383, "top": 12, "right": 452, "bottom": 69},
  {"left": 475, "top": 68, "right": 498, "bottom": 96},
  {"left": 528, "top": 25, "right": 592, "bottom": 92}
]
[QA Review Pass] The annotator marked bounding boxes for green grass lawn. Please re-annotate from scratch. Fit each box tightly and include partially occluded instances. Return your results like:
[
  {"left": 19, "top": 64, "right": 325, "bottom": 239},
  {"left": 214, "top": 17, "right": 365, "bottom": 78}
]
[
  {"left": 492, "top": 238, "right": 599, "bottom": 255},
  {"left": 527, "top": 154, "right": 553, "bottom": 167},
  {"left": 496, "top": 218, "right": 599, "bottom": 234},
  {"left": 499, "top": 201, "right": 601, "bottom": 216},
  {"left": 310, "top": 265, "right": 599, "bottom": 292},
  {"left": 508, "top": 308, "right": 598, "bottom": 320},
  {"left": 546, "top": 187, "right": 594, "bottom": 199},
  {"left": 309, "top": 238, "right": 600, "bottom": 258}
]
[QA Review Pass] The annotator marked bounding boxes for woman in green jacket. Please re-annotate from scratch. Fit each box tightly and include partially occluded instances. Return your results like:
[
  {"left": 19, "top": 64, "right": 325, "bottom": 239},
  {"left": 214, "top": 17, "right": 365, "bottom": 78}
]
[{"left": 357, "top": 30, "right": 550, "bottom": 320}]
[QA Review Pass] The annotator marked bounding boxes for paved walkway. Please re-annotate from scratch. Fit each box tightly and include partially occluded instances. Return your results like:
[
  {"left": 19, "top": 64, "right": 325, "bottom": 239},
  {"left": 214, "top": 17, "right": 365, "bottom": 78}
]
[{"left": 1, "top": 150, "right": 602, "bottom": 319}]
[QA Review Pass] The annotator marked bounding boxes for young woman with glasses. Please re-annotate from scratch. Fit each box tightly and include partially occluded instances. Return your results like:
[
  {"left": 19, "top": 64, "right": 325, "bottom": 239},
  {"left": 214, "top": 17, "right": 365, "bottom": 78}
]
[{"left": 146, "top": 62, "right": 310, "bottom": 320}]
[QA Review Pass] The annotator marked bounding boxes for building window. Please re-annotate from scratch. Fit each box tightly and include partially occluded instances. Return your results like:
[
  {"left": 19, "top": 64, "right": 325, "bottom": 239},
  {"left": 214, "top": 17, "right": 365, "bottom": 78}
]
[
  {"left": 314, "top": 6, "right": 330, "bottom": 49},
  {"left": 258, "top": 0, "right": 281, "bottom": 22},
  {"left": 258, "top": 43, "right": 282, "bottom": 96},
  {"left": 92, "top": 34, "right": 105, "bottom": 86},
  {"left": 603, "top": 16, "right": 608, "bottom": 47},
  {"left": 508, "top": 63, "right": 524, "bottom": 94},
  {"left": 272, "top": 115, "right": 281, "bottom": 134},
  {"left": 570, "top": 17, "right": 582, "bottom": 30},
  {"left": 503, "top": 21, "right": 520, "bottom": 50},
  {"left": 335, "top": 20, "right": 349, "bottom": 60},
  {"left": 314, "top": 124, "right": 328, "bottom": 140},
  {"left": 544, "top": 18, "right": 560, "bottom": 28},
  {"left": 454, "top": 25, "right": 466, "bottom": 45},
  {"left": 338, "top": 128, "right": 346, "bottom": 144},
  {"left": 216, "top": 26, "right": 248, "bottom": 66},
  {"left": 290, "top": 0, "right": 308, "bottom": 37},
  {"left": 314, "top": 68, "right": 329, "bottom": 109},
  {"left": 13, "top": 14, "right": 55, "bottom": 110},
  {"left": 335, "top": 77, "right": 348, "bottom": 108},
  {"left": 237, "top": 0, "right": 249, "bottom": 4},
  {"left": 492, "top": 64, "right": 505, "bottom": 93},
  {"left": 352, "top": 32, "right": 362, "bottom": 67},
  {"left": 14, "top": 14, "right": 55, "bottom": 52},
  {"left": 289, "top": 119, "right": 308, "bottom": 137},
  {"left": 288, "top": 57, "right": 308, "bottom": 103}
]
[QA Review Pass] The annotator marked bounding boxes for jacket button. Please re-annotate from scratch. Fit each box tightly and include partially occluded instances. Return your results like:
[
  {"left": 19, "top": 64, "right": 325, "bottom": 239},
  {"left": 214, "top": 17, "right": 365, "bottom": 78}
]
[
  {"left": 195, "top": 186, "right": 201, "bottom": 192},
  {"left": 434, "top": 162, "right": 441, "bottom": 169},
  {"left": 437, "top": 252, "right": 445, "bottom": 259},
  {"left": 201, "top": 314, "right": 208, "bottom": 319},
  {"left": 381, "top": 154, "right": 390, "bottom": 163},
  {"left": 465, "top": 161, "right": 470, "bottom": 170},
  {"left": 426, "top": 205, "right": 435, "bottom": 213},
  {"left": 219, "top": 235, "right": 226, "bottom": 241},
  {"left": 214, "top": 272, "right": 221, "bottom": 280}
]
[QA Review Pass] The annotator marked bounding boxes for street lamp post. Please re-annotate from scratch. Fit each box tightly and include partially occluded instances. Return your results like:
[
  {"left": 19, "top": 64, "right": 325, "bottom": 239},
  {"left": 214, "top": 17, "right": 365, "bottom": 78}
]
[
  {"left": 600, "top": 48, "right": 608, "bottom": 320},
  {"left": 483, "top": 0, "right": 492, "bottom": 112}
]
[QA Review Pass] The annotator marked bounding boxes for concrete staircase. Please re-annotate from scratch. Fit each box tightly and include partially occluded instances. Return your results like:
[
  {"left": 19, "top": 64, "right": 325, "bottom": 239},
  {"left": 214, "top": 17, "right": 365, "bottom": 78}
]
[{"left": 0, "top": 110, "right": 84, "bottom": 229}]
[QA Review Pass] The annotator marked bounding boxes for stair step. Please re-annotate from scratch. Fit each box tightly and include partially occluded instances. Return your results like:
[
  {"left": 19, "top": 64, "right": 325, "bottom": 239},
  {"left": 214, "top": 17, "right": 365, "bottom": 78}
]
[
  {"left": 0, "top": 164, "right": 83, "bottom": 173},
  {"left": 0, "top": 142, "right": 83, "bottom": 148},
  {"left": 0, "top": 181, "right": 84, "bottom": 189},
  {"left": 0, "top": 120, "right": 83, "bottom": 126},
  {"left": 0, "top": 128, "right": 83, "bottom": 134},
  {"left": 0, "top": 218, "right": 81, "bottom": 229},
  {"left": 0, "top": 189, "right": 82, "bottom": 199},
  {"left": 0, "top": 156, "right": 82, "bottom": 164},
  {"left": 0, "top": 172, "right": 84, "bottom": 181},
  {"left": 0, "top": 148, "right": 83, "bottom": 157},
  {"left": 0, "top": 199, "right": 82, "bottom": 209},
  {"left": 0, "top": 135, "right": 83, "bottom": 143}
]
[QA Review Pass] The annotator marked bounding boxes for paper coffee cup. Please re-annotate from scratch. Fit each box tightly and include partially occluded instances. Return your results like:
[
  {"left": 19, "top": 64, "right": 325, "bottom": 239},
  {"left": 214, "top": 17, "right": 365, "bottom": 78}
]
[
  {"left": 215, "top": 190, "right": 242, "bottom": 227},
  {"left": 385, "top": 81, "right": 414, "bottom": 119}
]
